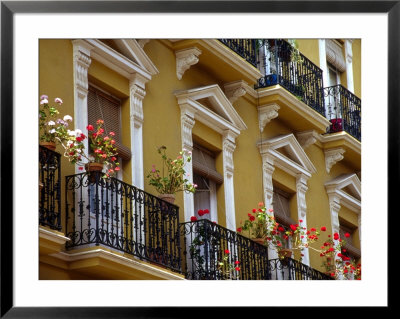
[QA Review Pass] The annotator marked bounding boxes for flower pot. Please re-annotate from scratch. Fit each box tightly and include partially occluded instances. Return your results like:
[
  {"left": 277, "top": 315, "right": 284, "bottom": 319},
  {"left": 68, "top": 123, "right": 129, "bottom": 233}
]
[
  {"left": 85, "top": 162, "right": 104, "bottom": 183},
  {"left": 40, "top": 141, "right": 56, "bottom": 151},
  {"left": 85, "top": 162, "right": 104, "bottom": 172},
  {"left": 158, "top": 194, "right": 175, "bottom": 204},
  {"left": 253, "top": 238, "right": 265, "bottom": 246},
  {"left": 278, "top": 248, "right": 293, "bottom": 265}
]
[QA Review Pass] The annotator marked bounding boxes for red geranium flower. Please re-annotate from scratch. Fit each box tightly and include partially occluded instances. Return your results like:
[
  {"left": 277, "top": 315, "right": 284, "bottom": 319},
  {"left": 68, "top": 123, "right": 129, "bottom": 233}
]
[
  {"left": 190, "top": 216, "right": 197, "bottom": 222},
  {"left": 87, "top": 124, "right": 94, "bottom": 131},
  {"left": 237, "top": 227, "right": 242, "bottom": 233},
  {"left": 249, "top": 215, "right": 255, "bottom": 222},
  {"left": 204, "top": 209, "right": 210, "bottom": 215},
  {"left": 321, "top": 226, "right": 327, "bottom": 231},
  {"left": 224, "top": 249, "right": 230, "bottom": 254},
  {"left": 333, "top": 233, "right": 340, "bottom": 240},
  {"left": 198, "top": 210, "right": 204, "bottom": 216},
  {"left": 344, "top": 232, "right": 351, "bottom": 238}
]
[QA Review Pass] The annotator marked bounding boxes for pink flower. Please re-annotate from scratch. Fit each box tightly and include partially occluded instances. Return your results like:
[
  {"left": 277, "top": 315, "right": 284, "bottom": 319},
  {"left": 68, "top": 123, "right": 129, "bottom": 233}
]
[
  {"left": 87, "top": 125, "right": 94, "bottom": 131},
  {"left": 109, "top": 132, "right": 115, "bottom": 136},
  {"left": 54, "top": 97, "right": 63, "bottom": 105},
  {"left": 115, "top": 167, "right": 120, "bottom": 171},
  {"left": 40, "top": 95, "right": 48, "bottom": 100}
]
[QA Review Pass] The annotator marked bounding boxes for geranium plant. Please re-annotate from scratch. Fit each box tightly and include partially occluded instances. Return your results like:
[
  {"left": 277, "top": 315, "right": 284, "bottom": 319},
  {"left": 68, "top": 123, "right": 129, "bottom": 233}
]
[
  {"left": 57, "top": 119, "right": 120, "bottom": 178},
  {"left": 39, "top": 95, "right": 72, "bottom": 145},
  {"left": 216, "top": 249, "right": 241, "bottom": 280},
  {"left": 147, "top": 146, "right": 197, "bottom": 194},
  {"left": 237, "top": 202, "right": 362, "bottom": 279}
]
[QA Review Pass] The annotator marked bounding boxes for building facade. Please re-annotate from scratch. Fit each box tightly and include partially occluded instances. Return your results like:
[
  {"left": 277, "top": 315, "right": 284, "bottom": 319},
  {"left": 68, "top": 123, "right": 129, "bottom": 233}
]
[{"left": 39, "top": 38, "right": 361, "bottom": 280}]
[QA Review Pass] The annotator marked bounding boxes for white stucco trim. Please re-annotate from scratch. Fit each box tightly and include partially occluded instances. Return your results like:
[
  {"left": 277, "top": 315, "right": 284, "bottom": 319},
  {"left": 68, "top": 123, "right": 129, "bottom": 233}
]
[
  {"left": 325, "top": 173, "right": 361, "bottom": 253},
  {"left": 72, "top": 39, "right": 156, "bottom": 190},
  {"left": 257, "top": 133, "right": 316, "bottom": 265},
  {"left": 175, "top": 84, "right": 247, "bottom": 230}
]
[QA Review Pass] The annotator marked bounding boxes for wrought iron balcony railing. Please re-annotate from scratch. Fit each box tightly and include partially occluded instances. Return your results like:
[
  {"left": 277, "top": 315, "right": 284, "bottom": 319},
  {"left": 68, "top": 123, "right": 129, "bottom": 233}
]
[
  {"left": 255, "top": 39, "right": 325, "bottom": 116},
  {"left": 324, "top": 84, "right": 361, "bottom": 141},
  {"left": 219, "top": 39, "right": 258, "bottom": 68},
  {"left": 181, "top": 219, "right": 270, "bottom": 280},
  {"left": 65, "top": 172, "right": 182, "bottom": 273},
  {"left": 268, "top": 258, "right": 334, "bottom": 280},
  {"left": 39, "top": 146, "right": 62, "bottom": 231},
  {"left": 180, "top": 219, "right": 333, "bottom": 280}
]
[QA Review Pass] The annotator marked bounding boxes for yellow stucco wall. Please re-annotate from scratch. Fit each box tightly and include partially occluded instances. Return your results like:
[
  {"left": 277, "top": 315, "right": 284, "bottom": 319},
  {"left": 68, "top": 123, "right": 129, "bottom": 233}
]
[
  {"left": 352, "top": 39, "right": 362, "bottom": 98},
  {"left": 39, "top": 38, "right": 361, "bottom": 278}
]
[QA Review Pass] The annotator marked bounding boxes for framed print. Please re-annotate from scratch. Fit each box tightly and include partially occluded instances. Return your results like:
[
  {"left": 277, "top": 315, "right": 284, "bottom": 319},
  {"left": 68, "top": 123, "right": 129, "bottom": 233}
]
[{"left": 1, "top": 0, "right": 396, "bottom": 317}]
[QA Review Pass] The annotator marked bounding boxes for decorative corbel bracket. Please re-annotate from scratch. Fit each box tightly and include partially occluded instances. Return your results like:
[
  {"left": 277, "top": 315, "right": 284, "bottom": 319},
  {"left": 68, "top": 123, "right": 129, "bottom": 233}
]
[
  {"left": 137, "top": 39, "right": 150, "bottom": 48},
  {"left": 175, "top": 47, "right": 202, "bottom": 80},
  {"left": 296, "top": 130, "right": 318, "bottom": 150},
  {"left": 325, "top": 147, "right": 345, "bottom": 173},
  {"left": 258, "top": 103, "right": 280, "bottom": 132},
  {"left": 223, "top": 80, "right": 248, "bottom": 104}
]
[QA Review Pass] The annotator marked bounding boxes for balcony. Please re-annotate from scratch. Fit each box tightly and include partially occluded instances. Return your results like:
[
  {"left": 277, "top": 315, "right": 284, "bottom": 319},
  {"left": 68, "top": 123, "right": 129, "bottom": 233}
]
[
  {"left": 324, "top": 84, "right": 361, "bottom": 141},
  {"left": 180, "top": 219, "right": 331, "bottom": 280},
  {"left": 39, "top": 146, "right": 333, "bottom": 280},
  {"left": 39, "top": 146, "right": 62, "bottom": 231},
  {"left": 218, "top": 39, "right": 258, "bottom": 68},
  {"left": 64, "top": 171, "right": 182, "bottom": 273},
  {"left": 255, "top": 39, "right": 325, "bottom": 117}
]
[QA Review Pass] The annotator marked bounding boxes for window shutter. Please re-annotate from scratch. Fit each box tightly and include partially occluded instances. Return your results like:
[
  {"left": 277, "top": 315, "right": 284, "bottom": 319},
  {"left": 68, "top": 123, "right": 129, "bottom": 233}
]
[
  {"left": 273, "top": 188, "right": 295, "bottom": 226},
  {"left": 326, "top": 40, "right": 346, "bottom": 73},
  {"left": 192, "top": 144, "right": 223, "bottom": 184},
  {"left": 88, "top": 86, "right": 131, "bottom": 161}
]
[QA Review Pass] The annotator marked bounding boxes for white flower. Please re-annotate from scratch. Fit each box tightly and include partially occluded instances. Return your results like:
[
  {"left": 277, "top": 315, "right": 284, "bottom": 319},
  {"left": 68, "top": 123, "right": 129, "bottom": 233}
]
[
  {"left": 63, "top": 115, "right": 72, "bottom": 122},
  {"left": 55, "top": 98, "right": 63, "bottom": 105},
  {"left": 49, "top": 129, "right": 56, "bottom": 134},
  {"left": 67, "top": 130, "right": 75, "bottom": 136},
  {"left": 40, "top": 99, "right": 48, "bottom": 105},
  {"left": 75, "top": 129, "right": 82, "bottom": 136},
  {"left": 67, "top": 140, "right": 73, "bottom": 146},
  {"left": 40, "top": 95, "right": 48, "bottom": 100},
  {"left": 47, "top": 120, "right": 55, "bottom": 126}
]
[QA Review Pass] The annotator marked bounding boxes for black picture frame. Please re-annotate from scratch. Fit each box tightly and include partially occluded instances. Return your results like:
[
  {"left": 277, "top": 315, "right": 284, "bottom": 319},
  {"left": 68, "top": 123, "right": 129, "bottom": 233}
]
[{"left": 1, "top": 0, "right": 396, "bottom": 317}]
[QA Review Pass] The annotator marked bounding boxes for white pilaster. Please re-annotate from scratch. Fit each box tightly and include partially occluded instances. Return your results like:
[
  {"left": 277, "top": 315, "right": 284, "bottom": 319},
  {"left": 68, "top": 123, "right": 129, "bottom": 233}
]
[
  {"left": 180, "top": 104, "right": 196, "bottom": 222},
  {"left": 296, "top": 173, "right": 310, "bottom": 266},
  {"left": 72, "top": 40, "right": 93, "bottom": 174},
  {"left": 129, "top": 75, "right": 147, "bottom": 189},
  {"left": 344, "top": 40, "right": 354, "bottom": 93},
  {"left": 222, "top": 130, "right": 237, "bottom": 231}
]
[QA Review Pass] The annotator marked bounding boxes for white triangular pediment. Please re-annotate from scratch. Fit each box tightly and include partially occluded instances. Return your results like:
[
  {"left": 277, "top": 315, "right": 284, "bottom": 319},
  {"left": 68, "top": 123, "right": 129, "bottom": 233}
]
[
  {"left": 111, "top": 39, "right": 159, "bottom": 75},
  {"left": 325, "top": 174, "right": 361, "bottom": 200},
  {"left": 175, "top": 84, "right": 247, "bottom": 134},
  {"left": 258, "top": 134, "right": 316, "bottom": 176}
]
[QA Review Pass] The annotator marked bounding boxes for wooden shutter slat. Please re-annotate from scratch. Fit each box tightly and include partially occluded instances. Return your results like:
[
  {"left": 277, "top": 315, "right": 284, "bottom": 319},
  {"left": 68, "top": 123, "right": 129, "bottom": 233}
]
[{"left": 87, "top": 85, "right": 131, "bottom": 161}]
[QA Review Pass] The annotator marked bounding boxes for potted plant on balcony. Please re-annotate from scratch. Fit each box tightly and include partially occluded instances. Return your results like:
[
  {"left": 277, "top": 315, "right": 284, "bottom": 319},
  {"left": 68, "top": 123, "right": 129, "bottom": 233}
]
[
  {"left": 146, "top": 146, "right": 197, "bottom": 204},
  {"left": 39, "top": 95, "right": 73, "bottom": 151},
  {"left": 238, "top": 202, "right": 271, "bottom": 246},
  {"left": 57, "top": 119, "right": 120, "bottom": 179}
]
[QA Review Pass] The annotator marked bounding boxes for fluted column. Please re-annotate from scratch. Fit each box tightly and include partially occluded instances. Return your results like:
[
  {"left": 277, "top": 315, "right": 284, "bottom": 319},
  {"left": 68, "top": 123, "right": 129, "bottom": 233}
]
[
  {"left": 129, "top": 76, "right": 147, "bottom": 189},
  {"left": 180, "top": 104, "right": 196, "bottom": 221},
  {"left": 296, "top": 173, "right": 310, "bottom": 265},
  {"left": 222, "top": 130, "right": 237, "bottom": 231},
  {"left": 72, "top": 40, "right": 93, "bottom": 174}
]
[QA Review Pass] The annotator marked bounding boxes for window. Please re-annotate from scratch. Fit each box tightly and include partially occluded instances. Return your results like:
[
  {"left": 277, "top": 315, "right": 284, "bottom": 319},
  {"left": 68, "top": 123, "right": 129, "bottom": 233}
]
[
  {"left": 192, "top": 144, "right": 222, "bottom": 222},
  {"left": 273, "top": 187, "right": 295, "bottom": 248},
  {"left": 339, "top": 222, "right": 361, "bottom": 261},
  {"left": 88, "top": 85, "right": 131, "bottom": 162}
]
